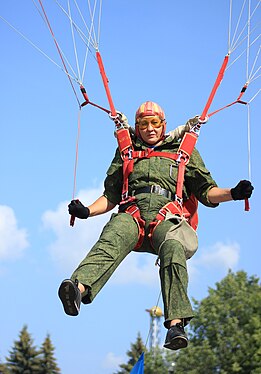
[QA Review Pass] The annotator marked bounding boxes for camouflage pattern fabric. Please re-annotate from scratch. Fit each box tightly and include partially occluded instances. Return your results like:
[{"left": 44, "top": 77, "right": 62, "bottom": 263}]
[{"left": 71, "top": 134, "right": 218, "bottom": 326}]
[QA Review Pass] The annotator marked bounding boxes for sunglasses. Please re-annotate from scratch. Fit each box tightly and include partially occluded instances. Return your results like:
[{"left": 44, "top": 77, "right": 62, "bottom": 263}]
[{"left": 136, "top": 118, "right": 164, "bottom": 130}]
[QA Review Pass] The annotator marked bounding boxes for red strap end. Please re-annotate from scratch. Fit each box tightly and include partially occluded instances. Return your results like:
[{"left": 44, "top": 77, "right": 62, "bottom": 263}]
[
  {"left": 244, "top": 198, "right": 250, "bottom": 212},
  {"left": 70, "top": 215, "right": 75, "bottom": 227}
]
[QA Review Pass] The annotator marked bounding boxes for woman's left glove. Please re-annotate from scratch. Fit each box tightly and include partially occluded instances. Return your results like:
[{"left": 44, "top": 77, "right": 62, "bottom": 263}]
[
  {"left": 231, "top": 180, "right": 254, "bottom": 200},
  {"left": 68, "top": 199, "right": 90, "bottom": 219}
]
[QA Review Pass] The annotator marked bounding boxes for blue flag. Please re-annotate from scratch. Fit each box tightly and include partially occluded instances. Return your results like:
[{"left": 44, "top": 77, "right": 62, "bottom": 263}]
[{"left": 130, "top": 352, "right": 144, "bottom": 374}]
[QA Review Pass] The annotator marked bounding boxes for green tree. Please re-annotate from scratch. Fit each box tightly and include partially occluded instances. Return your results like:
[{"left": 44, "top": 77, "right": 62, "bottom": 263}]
[
  {"left": 115, "top": 332, "right": 146, "bottom": 373},
  {"left": 39, "top": 334, "right": 61, "bottom": 374},
  {"left": 5, "top": 325, "right": 41, "bottom": 373},
  {"left": 115, "top": 332, "right": 177, "bottom": 373},
  {"left": 0, "top": 361, "right": 9, "bottom": 374},
  {"left": 174, "top": 270, "right": 261, "bottom": 373}
]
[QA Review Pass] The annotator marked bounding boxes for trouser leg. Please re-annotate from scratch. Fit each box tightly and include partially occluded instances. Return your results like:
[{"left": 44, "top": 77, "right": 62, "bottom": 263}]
[
  {"left": 152, "top": 221, "right": 194, "bottom": 328},
  {"left": 71, "top": 212, "right": 139, "bottom": 303}
]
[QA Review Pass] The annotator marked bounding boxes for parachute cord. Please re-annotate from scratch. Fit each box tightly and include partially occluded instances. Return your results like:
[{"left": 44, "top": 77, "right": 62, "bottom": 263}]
[
  {"left": 81, "top": 0, "right": 99, "bottom": 82},
  {"left": 144, "top": 290, "right": 162, "bottom": 350},
  {"left": 229, "top": 1, "right": 260, "bottom": 54},
  {"left": 246, "top": 0, "right": 251, "bottom": 81},
  {"left": 227, "top": 32, "right": 260, "bottom": 70},
  {"left": 68, "top": 0, "right": 81, "bottom": 81},
  {"left": 248, "top": 45, "right": 261, "bottom": 82},
  {"left": 248, "top": 87, "right": 261, "bottom": 103},
  {"left": 87, "top": 0, "right": 99, "bottom": 49},
  {"left": 0, "top": 14, "right": 79, "bottom": 85},
  {"left": 247, "top": 103, "right": 252, "bottom": 182},
  {"left": 72, "top": 108, "right": 82, "bottom": 200},
  {"left": 37, "top": 0, "right": 81, "bottom": 107},
  {"left": 228, "top": 0, "right": 233, "bottom": 52},
  {"left": 230, "top": 0, "right": 248, "bottom": 52},
  {"left": 97, "top": 0, "right": 103, "bottom": 46}
]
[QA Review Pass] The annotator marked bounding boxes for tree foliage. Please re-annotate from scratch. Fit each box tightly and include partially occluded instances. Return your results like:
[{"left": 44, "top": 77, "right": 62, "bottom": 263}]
[
  {"left": 5, "top": 325, "right": 42, "bottom": 374},
  {"left": 174, "top": 270, "right": 261, "bottom": 373},
  {"left": 116, "top": 271, "right": 260, "bottom": 374},
  {"left": 39, "top": 334, "right": 61, "bottom": 374},
  {"left": 115, "top": 332, "right": 146, "bottom": 373},
  {"left": 1, "top": 326, "right": 61, "bottom": 374}
]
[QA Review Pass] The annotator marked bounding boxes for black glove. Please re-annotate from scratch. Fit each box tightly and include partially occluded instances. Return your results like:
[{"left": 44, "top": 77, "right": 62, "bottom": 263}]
[
  {"left": 231, "top": 180, "right": 254, "bottom": 200},
  {"left": 68, "top": 200, "right": 90, "bottom": 219}
]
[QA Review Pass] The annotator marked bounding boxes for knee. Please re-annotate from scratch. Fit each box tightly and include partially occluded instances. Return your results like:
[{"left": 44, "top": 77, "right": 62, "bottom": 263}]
[{"left": 159, "top": 239, "right": 186, "bottom": 268}]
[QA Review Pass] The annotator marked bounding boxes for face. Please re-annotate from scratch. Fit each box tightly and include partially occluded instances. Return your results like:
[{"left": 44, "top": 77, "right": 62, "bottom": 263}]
[{"left": 136, "top": 116, "right": 165, "bottom": 145}]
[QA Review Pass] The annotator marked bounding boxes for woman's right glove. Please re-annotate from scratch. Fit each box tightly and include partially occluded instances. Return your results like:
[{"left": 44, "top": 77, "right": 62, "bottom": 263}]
[{"left": 68, "top": 200, "right": 90, "bottom": 219}]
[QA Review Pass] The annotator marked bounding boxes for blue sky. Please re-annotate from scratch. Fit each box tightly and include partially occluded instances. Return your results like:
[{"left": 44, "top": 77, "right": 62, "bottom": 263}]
[{"left": 0, "top": 1, "right": 260, "bottom": 373}]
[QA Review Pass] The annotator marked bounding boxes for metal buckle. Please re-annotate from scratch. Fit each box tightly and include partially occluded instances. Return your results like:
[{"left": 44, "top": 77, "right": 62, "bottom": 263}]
[{"left": 151, "top": 185, "right": 161, "bottom": 194}]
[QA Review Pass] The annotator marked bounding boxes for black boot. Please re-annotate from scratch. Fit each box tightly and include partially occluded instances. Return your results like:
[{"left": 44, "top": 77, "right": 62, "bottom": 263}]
[
  {"left": 58, "top": 279, "right": 81, "bottom": 316},
  {"left": 163, "top": 322, "right": 188, "bottom": 351}
]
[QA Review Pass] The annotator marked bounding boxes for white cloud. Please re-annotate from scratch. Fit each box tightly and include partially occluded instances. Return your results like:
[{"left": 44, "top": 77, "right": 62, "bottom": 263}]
[
  {"left": 41, "top": 185, "right": 112, "bottom": 272},
  {"left": 102, "top": 352, "right": 124, "bottom": 370},
  {"left": 42, "top": 185, "right": 160, "bottom": 286},
  {"left": 188, "top": 241, "right": 240, "bottom": 281},
  {"left": 0, "top": 205, "right": 29, "bottom": 261},
  {"left": 111, "top": 252, "right": 159, "bottom": 286}
]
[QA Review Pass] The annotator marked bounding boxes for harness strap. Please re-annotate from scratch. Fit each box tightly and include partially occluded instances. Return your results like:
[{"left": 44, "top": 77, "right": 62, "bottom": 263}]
[
  {"left": 119, "top": 199, "right": 146, "bottom": 250},
  {"left": 115, "top": 126, "right": 200, "bottom": 250}
]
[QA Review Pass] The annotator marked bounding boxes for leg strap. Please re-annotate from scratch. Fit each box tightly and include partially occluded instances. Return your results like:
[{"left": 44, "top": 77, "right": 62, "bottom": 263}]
[{"left": 119, "top": 199, "right": 145, "bottom": 249}]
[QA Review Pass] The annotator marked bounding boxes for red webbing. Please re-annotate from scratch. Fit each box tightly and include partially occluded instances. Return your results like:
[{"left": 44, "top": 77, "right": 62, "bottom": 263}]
[
  {"left": 96, "top": 51, "right": 117, "bottom": 117},
  {"left": 117, "top": 128, "right": 133, "bottom": 153},
  {"left": 200, "top": 54, "right": 230, "bottom": 121},
  {"left": 209, "top": 83, "right": 248, "bottom": 117},
  {"left": 178, "top": 132, "right": 198, "bottom": 159},
  {"left": 176, "top": 159, "right": 186, "bottom": 199},
  {"left": 132, "top": 150, "right": 179, "bottom": 161}
]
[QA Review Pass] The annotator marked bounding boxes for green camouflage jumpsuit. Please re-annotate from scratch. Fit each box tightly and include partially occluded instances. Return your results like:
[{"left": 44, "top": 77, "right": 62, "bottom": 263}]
[{"left": 71, "top": 134, "right": 218, "bottom": 327}]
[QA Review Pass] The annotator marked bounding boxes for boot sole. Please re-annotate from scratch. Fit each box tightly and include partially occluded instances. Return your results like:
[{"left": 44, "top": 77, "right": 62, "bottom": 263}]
[
  {"left": 164, "top": 336, "right": 188, "bottom": 351},
  {"left": 58, "top": 280, "right": 80, "bottom": 316}
]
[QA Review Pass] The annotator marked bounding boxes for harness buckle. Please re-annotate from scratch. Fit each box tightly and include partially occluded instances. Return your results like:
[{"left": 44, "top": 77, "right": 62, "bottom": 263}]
[
  {"left": 128, "top": 147, "right": 133, "bottom": 160},
  {"left": 121, "top": 191, "right": 129, "bottom": 201},
  {"left": 175, "top": 195, "right": 183, "bottom": 208}
]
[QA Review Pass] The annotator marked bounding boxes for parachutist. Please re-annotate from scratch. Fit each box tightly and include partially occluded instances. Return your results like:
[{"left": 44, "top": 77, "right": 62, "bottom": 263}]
[{"left": 59, "top": 101, "right": 253, "bottom": 351}]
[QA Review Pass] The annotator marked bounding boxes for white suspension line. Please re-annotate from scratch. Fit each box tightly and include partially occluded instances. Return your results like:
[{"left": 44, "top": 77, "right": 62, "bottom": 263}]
[
  {"left": 229, "top": 2, "right": 260, "bottom": 53},
  {"left": 227, "top": 32, "right": 260, "bottom": 70},
  {"left": 0, "top": 14, "right": 80, "bottom": 85},
  {"left": 248, "top": 87, "right": 261, "bottom": 102},
  {"left": 68, "top": 0, "right": 81, "bottom": 81},
  {"left": 97, "top": 0, "right": 102, "bottom": 47},
  {"left": 72, "top": 0, "right": 96, "bottom": 47},
  {"left": 74, "top": 0, "right": 100, "bottom": 82},
  {"left": 87, "top": 0, "right": 99, "bottom": 50},
  {"left": 55, "top": 0, "right": 96, "bottom": 49},
  {"left": 246, "top": 0, "right": 251, "bottom": 80},
  {"left": 248, "top": 44, "right": 261, "bottom": 81},
  {"left": 228, "top": 0, "right": 233, "bottom": 52},
  {"left": 230, "top": 0, "right": 248, "bottom": 51},
  {"left": 249, "top": 70, "right": 261, "bottom": 83},
  {"left": 81, "top": 28, "right": 94, "bottom": 83}
]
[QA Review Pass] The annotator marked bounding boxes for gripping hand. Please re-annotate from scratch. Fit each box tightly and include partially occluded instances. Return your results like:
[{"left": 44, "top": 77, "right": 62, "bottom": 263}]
[
  {"left": 231, "top": 180, "right": 254, "bottom": 200},
  {"left": 68, "top": 200, "right": 90, "bottom": 219}
]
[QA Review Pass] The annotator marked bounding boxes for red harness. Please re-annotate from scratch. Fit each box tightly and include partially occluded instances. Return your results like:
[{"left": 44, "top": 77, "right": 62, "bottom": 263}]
[{"left": 115, "top": 126, "right": 199, "bottom": 249}]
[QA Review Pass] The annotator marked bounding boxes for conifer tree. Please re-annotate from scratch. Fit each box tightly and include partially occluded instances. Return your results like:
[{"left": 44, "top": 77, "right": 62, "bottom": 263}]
[
  {"left": 0, "top": 360, "right": 9, "bottom": 374},
  {"left": 5, "top": 325, "right": 41, "bottom": 373},
  {"left": 39, "top": 334, "right": 61, "bottom": 374},
  {"left": 115, "top": 332, "right": 146, "bottom": 373}
]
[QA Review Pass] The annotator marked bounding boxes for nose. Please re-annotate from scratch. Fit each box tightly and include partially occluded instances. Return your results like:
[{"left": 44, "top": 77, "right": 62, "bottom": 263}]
[{"left": 146, "top": 122, "right": 155, "bottom": 131}]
